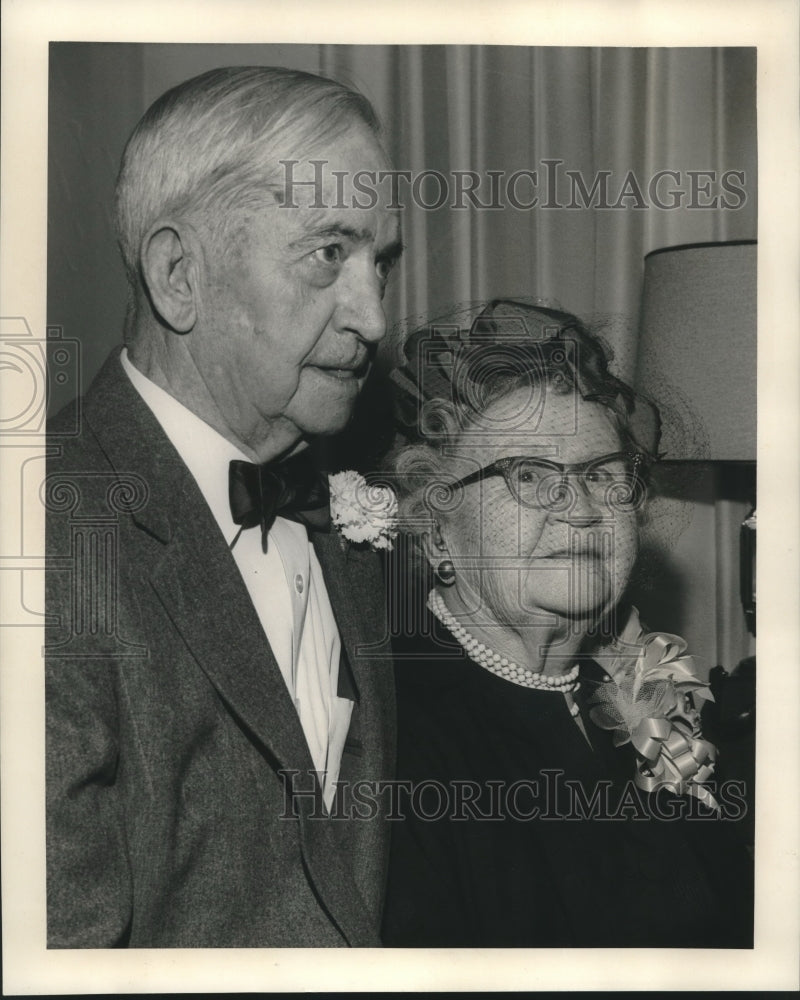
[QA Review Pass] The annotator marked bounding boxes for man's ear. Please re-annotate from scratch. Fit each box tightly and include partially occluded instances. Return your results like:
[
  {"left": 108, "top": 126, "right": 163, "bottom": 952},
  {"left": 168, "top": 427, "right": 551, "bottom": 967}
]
[{"left": 140, "top": 223, "right": 198, "bottom": 333}]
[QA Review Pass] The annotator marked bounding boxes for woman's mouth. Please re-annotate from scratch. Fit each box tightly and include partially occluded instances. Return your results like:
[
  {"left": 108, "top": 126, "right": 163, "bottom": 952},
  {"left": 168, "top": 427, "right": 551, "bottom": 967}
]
[
  {"left": 543, "top": 546, "right": 604, "bottom": 560},
  {"left": 318, "top": 367, "right": 360, "bottom": 380}
]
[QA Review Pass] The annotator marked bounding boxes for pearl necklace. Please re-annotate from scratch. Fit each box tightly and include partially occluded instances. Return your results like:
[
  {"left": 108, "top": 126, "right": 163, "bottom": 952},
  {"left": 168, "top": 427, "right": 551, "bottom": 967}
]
[{"left": 427, "top": 589, "right": 581, "bottom": 704}]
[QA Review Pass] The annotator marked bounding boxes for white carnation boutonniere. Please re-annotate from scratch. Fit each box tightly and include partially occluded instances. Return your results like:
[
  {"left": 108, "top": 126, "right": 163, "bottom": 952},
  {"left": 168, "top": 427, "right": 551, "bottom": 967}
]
[
  {"left": 590, "top": 607, "right": 720, "bottom": 812},
  {"left": 329, "top": 471, "right": 398, "bottom": 551}
]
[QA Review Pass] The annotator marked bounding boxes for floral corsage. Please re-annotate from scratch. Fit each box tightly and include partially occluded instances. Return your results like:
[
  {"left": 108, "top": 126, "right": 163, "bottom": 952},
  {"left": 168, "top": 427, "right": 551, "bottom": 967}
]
[
  {"left": 589, "top": 607, "right": 720, "bottom": 812},
  {"left": 329, "top": 471, "right": 398, "bottom": 551}
]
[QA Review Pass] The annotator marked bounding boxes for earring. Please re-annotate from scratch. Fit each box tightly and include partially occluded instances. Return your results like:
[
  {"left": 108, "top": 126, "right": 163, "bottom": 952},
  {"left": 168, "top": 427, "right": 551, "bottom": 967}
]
[{"left": 435, "top": 559, "right": 456, "bottom": 586}]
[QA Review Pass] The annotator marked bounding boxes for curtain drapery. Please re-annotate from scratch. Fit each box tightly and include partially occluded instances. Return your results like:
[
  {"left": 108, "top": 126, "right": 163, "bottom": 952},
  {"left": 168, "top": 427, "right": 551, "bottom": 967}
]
[{"left": 48, "top": 43, "right": 757, "bottom": 671}]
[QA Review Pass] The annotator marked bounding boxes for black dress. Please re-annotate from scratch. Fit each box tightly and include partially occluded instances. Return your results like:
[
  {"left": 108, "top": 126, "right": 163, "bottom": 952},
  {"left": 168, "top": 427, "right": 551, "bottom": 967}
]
[{"left": 382, "top": 616, "right": 753, "bottom": 948}]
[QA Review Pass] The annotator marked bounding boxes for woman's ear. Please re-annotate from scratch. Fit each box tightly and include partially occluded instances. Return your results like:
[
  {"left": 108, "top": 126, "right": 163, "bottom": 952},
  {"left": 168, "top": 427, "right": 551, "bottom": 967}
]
[
  {"left": 422, "top": 520, "right": 450, "bottom": 567},
  {"left": 139, "top": 223, "right": 198, "bottom": 333}
]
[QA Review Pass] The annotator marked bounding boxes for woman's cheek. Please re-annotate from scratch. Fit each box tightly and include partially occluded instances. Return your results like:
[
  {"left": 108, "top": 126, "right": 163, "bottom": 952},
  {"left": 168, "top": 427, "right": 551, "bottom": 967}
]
[{"left": 613, "top": 514, "right": 639, "bottom": 576}]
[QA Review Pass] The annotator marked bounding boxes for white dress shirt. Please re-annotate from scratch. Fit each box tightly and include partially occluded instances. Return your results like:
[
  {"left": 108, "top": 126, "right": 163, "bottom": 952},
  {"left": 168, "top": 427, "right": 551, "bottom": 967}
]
[{"left": 120, "top": 349, "right": 353, "bottom": 809}]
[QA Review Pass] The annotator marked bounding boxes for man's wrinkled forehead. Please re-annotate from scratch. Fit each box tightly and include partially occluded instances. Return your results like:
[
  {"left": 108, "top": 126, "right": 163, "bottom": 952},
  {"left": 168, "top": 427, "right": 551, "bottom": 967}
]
[
  {"left": 267, "top": 131, "right": 403, "bottom": 257},
  {"left": 271, "top": 126, "right": 394, "bottom": 211}
]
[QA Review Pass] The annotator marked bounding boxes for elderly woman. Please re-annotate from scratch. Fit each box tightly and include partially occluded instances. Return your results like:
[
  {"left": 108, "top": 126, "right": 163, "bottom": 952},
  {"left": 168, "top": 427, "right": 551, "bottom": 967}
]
[{"left": 380, "top": 300, "right": 752, "bottom": 948}]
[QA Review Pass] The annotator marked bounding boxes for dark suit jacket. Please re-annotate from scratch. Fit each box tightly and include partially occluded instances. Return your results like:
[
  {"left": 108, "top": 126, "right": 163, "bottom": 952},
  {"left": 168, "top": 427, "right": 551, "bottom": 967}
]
[{"left": 45, "top": 349, "right": 396, "bottom": 947}]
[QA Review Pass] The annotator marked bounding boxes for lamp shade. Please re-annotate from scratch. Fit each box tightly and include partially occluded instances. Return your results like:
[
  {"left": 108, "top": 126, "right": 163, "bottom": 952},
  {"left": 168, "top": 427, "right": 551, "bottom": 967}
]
[{"left": 636, "top": 242, "right": 757, "bottom": 460}]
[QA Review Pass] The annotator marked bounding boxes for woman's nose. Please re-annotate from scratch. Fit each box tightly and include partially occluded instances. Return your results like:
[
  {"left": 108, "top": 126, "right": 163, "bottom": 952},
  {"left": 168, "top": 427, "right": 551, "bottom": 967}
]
[{"left": 552, "top": 475, "right": 605, "bottom": 527}]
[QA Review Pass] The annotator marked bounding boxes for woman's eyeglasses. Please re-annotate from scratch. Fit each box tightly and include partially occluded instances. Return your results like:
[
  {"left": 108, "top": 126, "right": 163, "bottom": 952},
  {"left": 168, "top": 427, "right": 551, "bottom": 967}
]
[{"left": 449, "top": 451, "right": 648, "bottom": 513}]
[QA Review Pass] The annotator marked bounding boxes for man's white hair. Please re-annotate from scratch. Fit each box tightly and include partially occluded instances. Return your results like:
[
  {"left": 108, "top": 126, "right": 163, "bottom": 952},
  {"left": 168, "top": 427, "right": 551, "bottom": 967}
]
[{"left": 115, "top": 65, "right": 382, "bottom": 287}]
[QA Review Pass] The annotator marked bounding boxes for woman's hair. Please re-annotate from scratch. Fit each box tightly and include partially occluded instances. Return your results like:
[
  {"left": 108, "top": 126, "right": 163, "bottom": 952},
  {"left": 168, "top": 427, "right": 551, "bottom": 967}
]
[
  {"left": 115, "top": 66, "right": 382, "bottom": 286},
  {"left": 386, "top": 299, "right": 660, "bottom": 537}
]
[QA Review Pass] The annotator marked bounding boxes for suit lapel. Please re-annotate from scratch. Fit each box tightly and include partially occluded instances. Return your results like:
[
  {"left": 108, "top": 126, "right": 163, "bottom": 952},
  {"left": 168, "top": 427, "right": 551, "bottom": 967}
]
[
  {"left": 142, "top": 484, "right": 380, "bottom": 945},
  {"left": 82, "top": 350, "right": 386, "bottom": 944},
  {"left": 83, "top": 349, "right": 314, "bottom": 773},
  {"left": 149, "top": 521, "right": 315, "bottom": 774},
  {"left": 311, "top": 529, "right": 386, "bottom": 697},
  {"left": 310, "top": 527, "right": 395, "bottom": 937}
]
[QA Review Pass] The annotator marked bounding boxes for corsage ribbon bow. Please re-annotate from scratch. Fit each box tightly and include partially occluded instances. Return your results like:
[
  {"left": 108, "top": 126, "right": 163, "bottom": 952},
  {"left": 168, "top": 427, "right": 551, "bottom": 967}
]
[
  {"left": 630, "top": 716, "right": 719, "bottom": 812},
  {"left": 589, "top": 619, "right": 720, "bottom": 813}
]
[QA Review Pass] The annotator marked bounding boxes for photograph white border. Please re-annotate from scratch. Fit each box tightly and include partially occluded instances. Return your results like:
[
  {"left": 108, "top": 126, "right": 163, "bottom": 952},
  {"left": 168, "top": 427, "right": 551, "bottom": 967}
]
[{"left": 2, "top": 0, "right": 798, "bottom": 992}]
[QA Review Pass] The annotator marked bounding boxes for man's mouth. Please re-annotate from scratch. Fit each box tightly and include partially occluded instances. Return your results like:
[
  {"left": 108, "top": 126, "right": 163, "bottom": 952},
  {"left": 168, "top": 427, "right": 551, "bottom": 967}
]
[{"left": 311, "top": 355, "right": 371, "bottom": 380}]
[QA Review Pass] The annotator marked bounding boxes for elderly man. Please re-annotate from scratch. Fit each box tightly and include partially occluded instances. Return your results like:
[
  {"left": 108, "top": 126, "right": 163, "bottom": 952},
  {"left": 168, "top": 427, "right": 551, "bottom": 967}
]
[{"left": 45, "top": 67, "right": 401, "bottom": 947}]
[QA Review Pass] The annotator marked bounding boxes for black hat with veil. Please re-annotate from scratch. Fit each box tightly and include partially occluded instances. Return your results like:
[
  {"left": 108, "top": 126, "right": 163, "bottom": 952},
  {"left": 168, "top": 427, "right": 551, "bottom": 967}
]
[{"left": 389, "top": 297, "right": 661, "bottom": 459}]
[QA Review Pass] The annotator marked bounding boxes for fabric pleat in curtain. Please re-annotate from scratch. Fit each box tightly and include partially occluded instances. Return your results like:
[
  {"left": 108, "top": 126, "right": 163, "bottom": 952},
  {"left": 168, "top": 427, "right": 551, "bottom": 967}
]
[{"left": 325, "top": 46, "right": 756, "bottom": 380}]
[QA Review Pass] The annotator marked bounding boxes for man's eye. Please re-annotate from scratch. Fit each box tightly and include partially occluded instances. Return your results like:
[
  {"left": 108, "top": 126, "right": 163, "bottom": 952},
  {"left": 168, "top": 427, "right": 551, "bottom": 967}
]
[
  {"left": 311, "top": 244, "right": 344, "bottom": 267},
  {"left": 375, "top": 256, "right": 395, "bottom": 282}
]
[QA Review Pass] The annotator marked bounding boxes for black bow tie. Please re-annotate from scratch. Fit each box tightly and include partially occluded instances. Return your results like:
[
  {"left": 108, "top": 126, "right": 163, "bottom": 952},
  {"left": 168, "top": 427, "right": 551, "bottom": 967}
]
[{"left": 229, "top": 452, "right": 330, "bottom": 553}]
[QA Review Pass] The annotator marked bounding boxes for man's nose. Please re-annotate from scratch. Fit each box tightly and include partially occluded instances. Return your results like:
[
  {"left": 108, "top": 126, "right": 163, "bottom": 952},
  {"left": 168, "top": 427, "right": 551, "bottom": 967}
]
[{"left": 334, "top": 256, "right": 387, "bottom": 344}]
